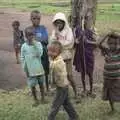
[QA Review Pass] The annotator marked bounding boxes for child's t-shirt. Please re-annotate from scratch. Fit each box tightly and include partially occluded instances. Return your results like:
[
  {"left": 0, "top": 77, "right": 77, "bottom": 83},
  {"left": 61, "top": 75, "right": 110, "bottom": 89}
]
[
  {"left": 21, "top": 41, "right": 44, "bottom": 77},
  {"left": 50, "top": 55, "right": 69, "bottom": 87},
  {"left": 104, "top": 53, "right": 120, "bottom": 80}
]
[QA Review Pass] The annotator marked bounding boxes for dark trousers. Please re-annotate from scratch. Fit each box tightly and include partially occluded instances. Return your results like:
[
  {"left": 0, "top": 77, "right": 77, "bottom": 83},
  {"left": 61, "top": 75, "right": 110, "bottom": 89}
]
[{"left": 48, "top": 87, "right": 78, "bottom": 120}]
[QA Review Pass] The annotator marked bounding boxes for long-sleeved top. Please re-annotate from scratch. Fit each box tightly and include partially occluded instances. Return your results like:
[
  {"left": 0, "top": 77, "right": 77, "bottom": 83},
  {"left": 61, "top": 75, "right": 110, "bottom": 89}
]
[
  {"left": 21, "top": 41, "right": 44, "bottom": 77},
  {"left": 50, "top": 55, "right": 69, "bottom": 87},
  {"left": 51, "top": 12, "right": 74, "bottom": 60}
]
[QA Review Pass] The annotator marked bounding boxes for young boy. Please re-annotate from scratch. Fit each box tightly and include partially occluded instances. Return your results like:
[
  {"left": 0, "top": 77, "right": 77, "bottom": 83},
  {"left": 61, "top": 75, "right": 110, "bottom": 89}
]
[
  {"left": 12, "top": 20, "right": 24, "bottom": 64},
  {"left": 28, "top": 10, "right": 49, "bottom": 92},
  {"left": 21, "top": 27, "right": 45, "bottom": 105},
  {"left": 51, "top": 12, "right": 77, "bottom": 97},
  {"left": 47, "top": 41, "right": 78, "bottom": 120},
  {"left": 99, "top": 32, "right": 120, "bottom": 111}
]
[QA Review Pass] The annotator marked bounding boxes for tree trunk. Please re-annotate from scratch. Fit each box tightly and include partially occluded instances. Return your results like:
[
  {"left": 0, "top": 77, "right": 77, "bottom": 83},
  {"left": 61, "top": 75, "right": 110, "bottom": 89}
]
[{"left": 71, "top": 0, "right": 97, "bottom": 30}]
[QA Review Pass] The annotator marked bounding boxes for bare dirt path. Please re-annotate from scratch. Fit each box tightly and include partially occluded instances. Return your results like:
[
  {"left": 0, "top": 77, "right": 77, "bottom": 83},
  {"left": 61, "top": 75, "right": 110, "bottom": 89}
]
[{"left": 0, "top": 8, "right": 104, "bottom": 91}]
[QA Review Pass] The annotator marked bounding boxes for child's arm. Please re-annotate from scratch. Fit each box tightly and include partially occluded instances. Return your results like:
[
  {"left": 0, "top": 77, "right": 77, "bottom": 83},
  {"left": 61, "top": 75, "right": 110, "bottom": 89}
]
[
  {"left": 61, "top": 28, "right": 74, "bottom": 49},
  {"left": 21, "top": 44, "right": 29, "bottom": 77},
  {"left": 41, "top": 26, "right": 49, "bottom": 45},
  {"left": 98, "top": 34, "right": 109, "bottom": 56},
  {"left": 33, "top": 41, "right": 43, "bottom": 57},
  {"left": 20, "top": 31, "right": 25, "bottom": 44}
]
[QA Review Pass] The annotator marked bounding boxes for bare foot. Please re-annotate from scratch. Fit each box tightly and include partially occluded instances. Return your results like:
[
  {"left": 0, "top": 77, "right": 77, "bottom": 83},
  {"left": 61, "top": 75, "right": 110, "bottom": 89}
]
[
  {"left": 32, "top": 100, "right": 40, "bottom": 107},
  {"left": 87, "top": 91, "right": 96, "bottom": 98}
]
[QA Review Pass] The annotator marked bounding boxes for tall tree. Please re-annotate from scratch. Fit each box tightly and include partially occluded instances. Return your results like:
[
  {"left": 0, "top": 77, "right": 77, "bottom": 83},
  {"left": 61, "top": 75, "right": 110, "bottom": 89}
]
[{"left": 71, "top": 0, "right": 97, "bottom": 30}]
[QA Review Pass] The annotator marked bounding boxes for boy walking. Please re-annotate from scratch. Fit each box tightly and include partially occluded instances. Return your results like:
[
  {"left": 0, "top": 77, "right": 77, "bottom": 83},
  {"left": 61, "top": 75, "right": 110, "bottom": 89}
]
[{"left": 47, "top": 41, "right": 78, "bottom": 120}]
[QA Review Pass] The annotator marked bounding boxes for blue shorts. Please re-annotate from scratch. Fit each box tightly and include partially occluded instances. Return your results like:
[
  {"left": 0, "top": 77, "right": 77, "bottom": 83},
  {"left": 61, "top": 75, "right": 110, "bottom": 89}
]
[{"left": 27, "top": 75, "right": 45, "bottom": 88}]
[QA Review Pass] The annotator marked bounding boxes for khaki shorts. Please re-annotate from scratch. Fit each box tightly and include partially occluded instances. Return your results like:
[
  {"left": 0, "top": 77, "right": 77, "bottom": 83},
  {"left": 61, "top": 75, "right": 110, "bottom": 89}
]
[{"left": 64, "top": 59, "right": 72, "bottom": 76}]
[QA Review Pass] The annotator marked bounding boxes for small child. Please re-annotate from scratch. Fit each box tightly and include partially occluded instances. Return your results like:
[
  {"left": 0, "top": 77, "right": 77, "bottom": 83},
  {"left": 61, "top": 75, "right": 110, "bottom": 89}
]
[
  {"left": 99, "top": 32, "right": 120, "bottom": 111},
  {"left": 21, "top": 27, "right": 45, "bottom": 106},
  {"left": 12, "top": 20, "right": 24, "bottom": 64},
  {"left": 47, "top": 41, "right": 78, "bottom": 120},
  {"left": 51, "top": 12, "right": 77, "bottom": 98}
]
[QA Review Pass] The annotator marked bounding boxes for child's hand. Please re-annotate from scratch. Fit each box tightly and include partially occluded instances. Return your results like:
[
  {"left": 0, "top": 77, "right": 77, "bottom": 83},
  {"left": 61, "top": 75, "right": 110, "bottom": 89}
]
[
  {"left": 75, "top": 38, "right": 79, "bottom": 44},
  {"left": 105, "top": 55, "right": 111, "bottom": 62}
]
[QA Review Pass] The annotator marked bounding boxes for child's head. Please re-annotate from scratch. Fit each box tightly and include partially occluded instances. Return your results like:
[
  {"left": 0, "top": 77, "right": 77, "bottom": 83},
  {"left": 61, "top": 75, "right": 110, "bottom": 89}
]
[
  {"left": 53, "top": 19, "right": 65, "bottom": 31},
  {"left": 107, "top": 33, "right": 120, "bottom": 51},
  {"left": 48, "top": 41, "right": 62, "bottom": 59},
  {"left": 30, "top": 10, "right": 41, "bottom": 27},
  {"left": 12, "top": 20, "right": 20, "bottom": 30},
  {"left": 25, "top": 27, "right": 35, "bottom": 43},
  {"left": 53, "top": 13, "right": 67, "bottom": 31}
]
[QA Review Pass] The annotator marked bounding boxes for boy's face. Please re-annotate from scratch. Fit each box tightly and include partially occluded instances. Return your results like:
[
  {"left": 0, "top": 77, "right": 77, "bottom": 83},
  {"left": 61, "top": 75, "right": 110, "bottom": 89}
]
[
  {"left": 25, "top": 30, "right": 34, "bottom": 43},
  {"left": 31, "top": 13, "right": 41, "bottom": 27},
  {"left": 12, "top": 23, "right": 19, "bottom": 30},
  {"left": 108, "top": 38, "right": 117, "bottom": 51},
  {"left": 54, "top": 20, "right": 65, "bottom": 31},
  {"left": 48, "top": 45, "right": 60, "bottom": 59}
]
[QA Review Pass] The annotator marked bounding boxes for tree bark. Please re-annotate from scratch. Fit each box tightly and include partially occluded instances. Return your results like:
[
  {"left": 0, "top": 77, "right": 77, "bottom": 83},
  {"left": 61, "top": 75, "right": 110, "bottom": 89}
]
[{"left": 71, "top": 0, "right": 97, "bottom": 30}]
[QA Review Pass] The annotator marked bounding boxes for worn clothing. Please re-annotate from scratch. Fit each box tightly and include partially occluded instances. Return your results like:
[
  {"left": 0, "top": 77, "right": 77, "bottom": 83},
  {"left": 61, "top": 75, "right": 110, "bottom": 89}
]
[
  {"left": 51, "top": 12, "right": 74, "bottom": 60},
  {"left": 102, "top": 51, "right": 120, "bottom": 101},
  {"left": 50, "top": 55, "right": 69, "bottom": 87},
  {"left": 21, "top": 41, "right": 44, "bottom": 77},
  {"left": 64, "top": 59, "right": 72, "bottom": 76},
  {"left": 13, "top": 30, "right": 24, "bottom": 49},
  {"left": 28, "top": 75, "right": 45, "bottom": 88},
  {"left": 28, "top": 25, "right": 49, "bottom": 75},
  {"left": 48, "top": 87, "right": 78, "bottom": 120},
  {"left": 73, "top": 27, "right": 96, "bottom": 74}
]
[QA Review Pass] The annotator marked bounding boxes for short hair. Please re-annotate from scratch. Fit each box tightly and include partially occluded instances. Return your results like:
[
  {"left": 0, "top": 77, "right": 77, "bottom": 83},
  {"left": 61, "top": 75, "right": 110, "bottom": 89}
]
[
  {"left": 107, "top": 32, "right": 120, "bottom": 46},
  {"left": 50, "top": 41, "right": 63, "bottom": 54},
  {"left": 12, "top": 20, "right": 20, "bottom": 26},
  {"left": 24, "top": 27, "right": 34, "bottom": 36},
  {"left": 31, "top": 10, "right": 41, "bottom": 16}
]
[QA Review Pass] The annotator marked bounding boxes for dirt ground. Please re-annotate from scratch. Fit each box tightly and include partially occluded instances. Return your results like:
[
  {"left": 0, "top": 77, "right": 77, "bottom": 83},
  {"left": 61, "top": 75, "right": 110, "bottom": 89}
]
[{"left": 0, "top": 8, "right": 104, "bottom": 91}]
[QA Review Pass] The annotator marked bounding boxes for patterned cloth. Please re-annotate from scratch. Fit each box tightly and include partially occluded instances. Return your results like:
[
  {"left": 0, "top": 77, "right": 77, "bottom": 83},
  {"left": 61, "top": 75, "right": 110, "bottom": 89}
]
[
  {"left": 73, "top": 26, "right": 96, "bottom": 74},
  {"left": 103, "top": 52, "right": 120, "bottom": 101}
]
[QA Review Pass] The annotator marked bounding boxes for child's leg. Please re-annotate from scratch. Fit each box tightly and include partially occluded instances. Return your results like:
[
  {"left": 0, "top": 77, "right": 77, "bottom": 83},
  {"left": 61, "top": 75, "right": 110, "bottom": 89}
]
[
  {"left": 38, "top": 76, "right": 45, "bottom": 102},
  {"left": 81, "top": 71, "right": 86, "bottom": 92},
  {"left": 63, "top": 88, "right": 78, "bottom": 120},
  {"left": 65, "top": 59, "right": 77, "bottom": 97},
  {"left": 31, "top": 86, "right": 38, "bottom": 101},
  {"left": 108, "top": 91, "right": 114, "bottom": 111},
  {"left": 88, "top": 72, "right": 93, "bottom": 94},
  {"left": 109, "top": 99, "right": 114, "bottom": 111},
  {"left": 15, "top": 48, "right": 20, "bottom": 64},
  {"left": 45, "top": 73, "right": 49, "bottom": 91},
  {"left": 48, "top": 87, "right": 68, "bottom": 120}
]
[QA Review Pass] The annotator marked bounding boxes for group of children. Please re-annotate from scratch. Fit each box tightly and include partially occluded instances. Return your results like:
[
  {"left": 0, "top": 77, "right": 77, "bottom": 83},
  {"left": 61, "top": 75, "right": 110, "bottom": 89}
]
[{"left": 12, "top": 10, "right": 120, "bottom": 120}]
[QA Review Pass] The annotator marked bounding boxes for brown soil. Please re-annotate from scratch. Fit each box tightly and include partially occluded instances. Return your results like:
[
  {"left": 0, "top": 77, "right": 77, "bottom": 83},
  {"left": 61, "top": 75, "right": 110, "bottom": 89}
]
[{"left": 0, "top": 8, "right": 104, "bottom": 91}]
